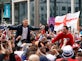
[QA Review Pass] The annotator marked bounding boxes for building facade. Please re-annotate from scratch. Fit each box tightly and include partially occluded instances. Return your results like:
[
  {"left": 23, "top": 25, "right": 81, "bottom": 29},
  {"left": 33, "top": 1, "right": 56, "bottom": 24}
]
[
  {"left": 0, "top": 0, "right": 80, "bottom": 26},
  {"left": 56, "top": 0, "right": 79, "bottom": 16}
]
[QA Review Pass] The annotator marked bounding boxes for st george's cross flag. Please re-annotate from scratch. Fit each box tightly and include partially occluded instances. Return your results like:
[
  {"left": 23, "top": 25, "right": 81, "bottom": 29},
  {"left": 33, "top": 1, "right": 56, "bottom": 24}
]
[{"left": 54, "top": 11, "right": 80, "bottom": 31}]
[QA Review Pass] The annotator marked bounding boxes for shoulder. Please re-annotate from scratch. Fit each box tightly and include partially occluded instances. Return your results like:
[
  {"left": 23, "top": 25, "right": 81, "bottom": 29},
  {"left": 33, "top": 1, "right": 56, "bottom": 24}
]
[
  {"left": 17, "top": 25, "right": 23, "bottom": 28},
  {"left": 67, "top": 32, "right": 73, "bottom": 36},
  {"left": 57, "top": 32, "right": 64, "bottom": 35},
  {"left": 18, "top": 24, "right": 22, "bottom": 27}
]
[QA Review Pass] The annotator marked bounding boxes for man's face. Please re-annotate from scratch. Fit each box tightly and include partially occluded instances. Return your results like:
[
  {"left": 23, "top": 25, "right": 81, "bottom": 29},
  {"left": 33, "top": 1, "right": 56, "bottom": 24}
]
[
  {"left": 23, "top": 20, "right": 28, "bottom": 27},
  {"left": 62, "top": 27, "right": 68, "bottom": 34}
]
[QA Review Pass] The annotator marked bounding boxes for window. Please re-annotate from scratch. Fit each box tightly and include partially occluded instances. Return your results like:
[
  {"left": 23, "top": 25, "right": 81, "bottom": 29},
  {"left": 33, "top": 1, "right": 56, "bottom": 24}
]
[
  {"left": 41, "top": 16, "right": 44, "bottom": 21},
  {"left": 40, "top": 0, "right": 46, "bottom": 3},
  {"left": 62, "top": 6, "right": 66, "bottom": 10},
  {"left": 30, "top": 0, "right": 34, "bottom": 1},
  {"left": 50, "top": 13, "right": 53, "bottom": 17},
  {"left": 62, "top": 14, "right": 65, "bottom": 15},
  {"left": 56, "top": 6, "right": 58, "bottom": 10},
  {"left": 68, "top": 7, "right": 71, "bottom": 13},
  {"left": 75, "top": 7, "right": 79, "bottom": 12},
  {"left": 45, "top": 14, "right": 47, "bottom": 18},
  {"left": 32, "top": 14, "right": 34, "bottom": 18},
  {"left": 41, "top": 6, "right": 44, "bottom": 11},
  {"left": 14, "top": 2, "right": 27, "bottom": 25},
  {"left": 50, "top": 0, "right": 55, "bottom": 2},
  {"left": 43, "top": 0, "right": 46, "bottom": 3},
  {"left": 32, "top": 7, "right": 34, "bottom": 11},
  {"left": 41, "top": 14, "right": 43, "bottom": 16}
]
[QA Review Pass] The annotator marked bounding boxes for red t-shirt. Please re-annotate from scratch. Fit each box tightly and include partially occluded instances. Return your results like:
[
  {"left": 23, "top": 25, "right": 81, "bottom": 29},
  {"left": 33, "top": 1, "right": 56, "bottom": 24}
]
[{"left": 52, "top": 32, "right": 74, "bottom": 47}]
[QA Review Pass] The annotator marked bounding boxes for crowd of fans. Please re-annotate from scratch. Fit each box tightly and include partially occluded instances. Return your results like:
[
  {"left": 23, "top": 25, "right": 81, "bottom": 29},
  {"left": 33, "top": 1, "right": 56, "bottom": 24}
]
[{"left": 0, "top": 19, "right": 82, "bottom": 61}]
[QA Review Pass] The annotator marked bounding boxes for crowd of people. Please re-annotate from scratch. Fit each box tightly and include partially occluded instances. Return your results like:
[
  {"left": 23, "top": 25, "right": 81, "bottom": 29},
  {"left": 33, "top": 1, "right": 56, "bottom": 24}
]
[{"left": 0, "top": 18, "right": 82, "bottom": 61}]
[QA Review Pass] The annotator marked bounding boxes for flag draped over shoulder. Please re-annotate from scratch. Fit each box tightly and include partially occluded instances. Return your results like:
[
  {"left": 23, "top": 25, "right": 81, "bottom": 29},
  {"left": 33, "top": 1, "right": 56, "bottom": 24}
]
[{"left": 54, "top": 11, "right": 80, "bottom": 31}]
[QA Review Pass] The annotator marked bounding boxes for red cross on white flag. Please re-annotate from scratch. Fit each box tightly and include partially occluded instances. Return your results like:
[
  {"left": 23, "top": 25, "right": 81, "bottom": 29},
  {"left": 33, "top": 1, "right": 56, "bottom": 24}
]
[{"left": 54, "top": 11, "right": 80, "bottom": 31}]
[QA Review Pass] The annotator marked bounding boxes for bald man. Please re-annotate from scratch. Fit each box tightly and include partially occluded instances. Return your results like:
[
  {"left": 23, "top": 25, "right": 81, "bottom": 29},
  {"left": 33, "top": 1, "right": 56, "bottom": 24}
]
[
  {"left": 28, "top": 54, "right": 40, "bottom": 61},
  {"left": 8, "top": 18, "right": 40, "bottom": 46}
]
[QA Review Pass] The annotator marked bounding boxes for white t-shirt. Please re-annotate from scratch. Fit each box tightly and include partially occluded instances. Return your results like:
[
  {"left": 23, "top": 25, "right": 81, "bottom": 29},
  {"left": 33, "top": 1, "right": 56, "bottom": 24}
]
[
  {"left": 14, "top": 51, "right": 24, "bottom": 58},
  {"left": 46, "top": 54, "right": 56, "bottom": 61},
  {"left": 22, "top": 27, "right": 28, "bottom": 40}
]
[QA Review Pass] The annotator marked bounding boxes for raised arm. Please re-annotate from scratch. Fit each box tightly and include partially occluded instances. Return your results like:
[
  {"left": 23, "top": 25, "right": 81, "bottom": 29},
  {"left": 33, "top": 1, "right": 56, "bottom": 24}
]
[
  {"left": 8, "top": 25, "right": 19, "bottom": 30},
  {"left": 52, "top": 33, "right": 63, "bottom": 43},
  {"left": 29, "top": 26, "right": 40, "bottom": 30}
]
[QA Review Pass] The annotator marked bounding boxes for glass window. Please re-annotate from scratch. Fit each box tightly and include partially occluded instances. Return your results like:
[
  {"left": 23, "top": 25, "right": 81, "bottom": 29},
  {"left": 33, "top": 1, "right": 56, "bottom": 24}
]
[
  {"left": 39, "top": 0, "right": 47, "bottom": 25},
  {"left": 62, "top": 6, "right": 66, "bottom": 10},
  {"left": 62, "top": 14, "right": 65, "bottom": 15},
  {"left": 41, "top": 6, "right": 44, "bottom": 10},
  {"left": 68, "top": 7, "right": 71, "bottom": 13},
  {"left": 43, "top": 0, "right": 46, "bottom": 3},
  {"left": 14, "top": 2, "right": 27, "bottom": 25},
  {"left": 45, "top": 14, "right": 47, "bottom": 18},
  {"left": 30, "top": 0, "right": 34, "bottom": 1},
  {"left": 50, "top": 13, "right": 52, "bottom": 17},
  {"left": 32, "top": 7, "right": 34, "bottom": 11},
  {"left": 56, "top": 6, "right": 58, "bottom": 10},
  {"left": 75, "top": 7, "right": 79, "bottom": 12},
  {"left": 40, "top": 0, "right": 46, "bottom": 3}
]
